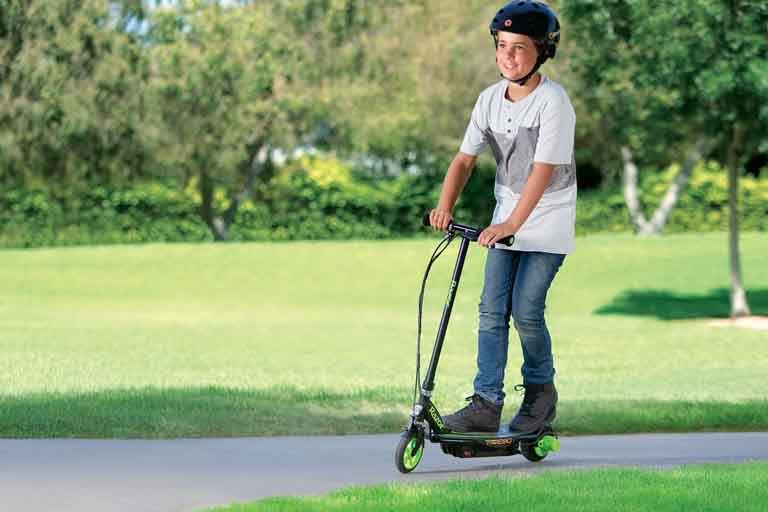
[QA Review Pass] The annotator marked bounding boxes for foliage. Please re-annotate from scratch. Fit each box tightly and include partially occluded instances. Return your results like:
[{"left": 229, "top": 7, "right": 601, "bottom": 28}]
[
  {"left": 577, "top": 162, "right": 768, "bottom": 235},
  {"left": 1, "top": 0, "right": 766, "bottom": 244},
  {"left": 0, "top": 180, "right": 209, "bottom": 247},
  {"left": 142, "top": 0, "right": 436, "bottom": 239},
  {"left": 144, "top": 1, "right": 313, "bottom": 239},
  {"left": 560, "top": 0, "right": 768, "bottom": 171},
  {"left": 1, "top": 157, "right": 766, "bottom": 248},
  {"left": 0, "top": 0, "right": 152, "bottom": 188},
  {"left": 310, "top": 0, "right": 502, "bottom": 162},
  {"left": 251, "top": 155, "right": 429, "bottom": 241}
]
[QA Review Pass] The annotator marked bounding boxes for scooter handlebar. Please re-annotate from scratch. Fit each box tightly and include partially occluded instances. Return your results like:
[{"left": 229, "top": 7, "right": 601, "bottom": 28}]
[{"left": 422, "top": 211, "right": 515, "bottom": 247}]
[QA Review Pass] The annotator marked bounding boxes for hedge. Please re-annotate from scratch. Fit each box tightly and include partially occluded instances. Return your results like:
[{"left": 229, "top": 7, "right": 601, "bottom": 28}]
[{"left": 0, "top": 157, "right": 765, "bottom": 248}]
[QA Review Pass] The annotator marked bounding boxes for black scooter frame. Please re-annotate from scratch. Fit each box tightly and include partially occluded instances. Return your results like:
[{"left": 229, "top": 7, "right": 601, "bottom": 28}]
[{"left": 405, "top": 219, "right": 554, "bottom": 459}]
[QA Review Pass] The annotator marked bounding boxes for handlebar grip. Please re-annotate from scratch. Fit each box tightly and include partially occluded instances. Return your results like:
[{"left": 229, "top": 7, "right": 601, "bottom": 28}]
[
  {"left": 422, "top": 212, "right": 432, "bottom": 228},
  {"left": 497, "top": 234, "right": 515, "bottom": 247}
]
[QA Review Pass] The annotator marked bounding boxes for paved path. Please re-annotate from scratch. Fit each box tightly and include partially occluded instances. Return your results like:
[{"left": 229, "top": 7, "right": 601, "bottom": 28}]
[{"left": 2, "top": 433, "right": 767, "bottom": 512}]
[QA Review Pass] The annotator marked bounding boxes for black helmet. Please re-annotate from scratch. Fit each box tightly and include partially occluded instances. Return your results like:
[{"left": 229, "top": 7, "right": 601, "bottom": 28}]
[{"left": 490, "top": 1, "right": 560, "bottom": 85}]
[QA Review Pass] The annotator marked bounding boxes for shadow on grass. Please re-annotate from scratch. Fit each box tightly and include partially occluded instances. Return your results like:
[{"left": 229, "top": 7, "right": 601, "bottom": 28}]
[
  {"left": 594, "top": 288, "right": 768, "bottom": 320},
  {"left": 0, "top": 385, "right": 410, "bottom": 439},
  {"left": 557, "top": 399, "right": 768, "bottom": 436},
  {"left": 1, "top": 386, "right": 767, "bottom": 438}
]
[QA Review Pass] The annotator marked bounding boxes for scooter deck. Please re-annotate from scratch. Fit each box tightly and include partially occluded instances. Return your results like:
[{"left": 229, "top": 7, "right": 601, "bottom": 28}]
[
  {"left": 432, "top": 425, "right": 559, "bottom": 459},
  {"left": 432, "top": 425, "right": 554, "bottom": 443}
]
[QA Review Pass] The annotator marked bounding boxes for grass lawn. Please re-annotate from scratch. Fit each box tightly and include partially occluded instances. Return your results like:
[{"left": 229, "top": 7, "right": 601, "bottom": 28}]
[
  {"left": 1, "top": 232, "right": 767, "bottom": 438},
  {"left": 207, "top": 462, "right": 768, "bottom": 512}
]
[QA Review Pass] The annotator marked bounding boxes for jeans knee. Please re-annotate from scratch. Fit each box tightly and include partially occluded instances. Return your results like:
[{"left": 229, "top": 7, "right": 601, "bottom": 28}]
[
  {"left": 478, "top": 303, "right": 508, "bottom": 332},
  {"left": 512, "top": 314, "right": 545, "bottom": 334}
]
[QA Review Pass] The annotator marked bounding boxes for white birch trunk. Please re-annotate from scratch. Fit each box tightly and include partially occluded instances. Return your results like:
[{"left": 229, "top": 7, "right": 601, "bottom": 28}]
[
  {"left": 621, "top": 146, "right": 653, "bottom": 234},
  {"left": 621, "top": 139, "right": 707, "bottom": 235}
]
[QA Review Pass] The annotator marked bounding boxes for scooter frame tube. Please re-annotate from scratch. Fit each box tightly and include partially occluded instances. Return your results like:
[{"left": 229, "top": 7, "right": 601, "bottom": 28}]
[{"left": 421, "top": 235, "right": 471, "bottom": 396}]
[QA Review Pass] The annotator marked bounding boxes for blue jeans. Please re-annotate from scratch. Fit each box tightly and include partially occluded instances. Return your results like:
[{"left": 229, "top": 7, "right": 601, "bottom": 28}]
[{"left": 473, "top": 248, "right": 565, "bottom": 405}]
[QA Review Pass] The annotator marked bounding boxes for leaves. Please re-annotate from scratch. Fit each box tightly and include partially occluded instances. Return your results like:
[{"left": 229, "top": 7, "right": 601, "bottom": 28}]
[
  {"left": 561, "top": 0, "right": 768, "bottom": 170},
  {"left": 0, "top": 0, "right": 151, "bottom": 186}
]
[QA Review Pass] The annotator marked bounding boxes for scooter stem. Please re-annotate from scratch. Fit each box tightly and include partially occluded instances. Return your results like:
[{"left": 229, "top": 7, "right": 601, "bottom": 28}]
[{"left": 421, "top": 235, "right": 471, "bottom": 395}]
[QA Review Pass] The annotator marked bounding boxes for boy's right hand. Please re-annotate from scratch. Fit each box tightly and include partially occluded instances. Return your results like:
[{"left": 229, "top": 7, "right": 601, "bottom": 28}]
[{"left": 429, "top": 209, "right": 453, "bottom": 232}]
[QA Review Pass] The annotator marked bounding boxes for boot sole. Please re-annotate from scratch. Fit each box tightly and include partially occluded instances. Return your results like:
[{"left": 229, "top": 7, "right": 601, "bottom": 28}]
[{"left": 444, "top": 422, "right": 501, "bottom": 433}]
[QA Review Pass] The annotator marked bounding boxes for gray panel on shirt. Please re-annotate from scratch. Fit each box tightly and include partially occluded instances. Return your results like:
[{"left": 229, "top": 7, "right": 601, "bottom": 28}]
[{"left": 485, "top": 126, "right": 576, "bottom": 195}]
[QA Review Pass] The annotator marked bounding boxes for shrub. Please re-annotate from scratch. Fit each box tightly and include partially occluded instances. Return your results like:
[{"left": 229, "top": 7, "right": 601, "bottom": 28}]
[
  {"left": 575, "top": 161, "right": 768, "bottom": 235},
  {"left": 0, "top": 158, "right": 765, "bottom": 248}
]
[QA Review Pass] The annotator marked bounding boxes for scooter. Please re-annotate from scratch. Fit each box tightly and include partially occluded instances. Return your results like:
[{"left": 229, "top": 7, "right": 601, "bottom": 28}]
[{"left": 394, "top": 212, "right": 560, "bottom": 474}]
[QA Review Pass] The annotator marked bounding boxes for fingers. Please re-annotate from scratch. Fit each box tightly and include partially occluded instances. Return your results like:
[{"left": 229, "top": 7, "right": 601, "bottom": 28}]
[
  {"left": 478, "top": 227, "right": 500, "bottom": 248},
  {"left": 429, "top": 209, "right": 453, "bottom": 232},
  {"left": 478, "top": 228, "right": 491, "bottom": 247}
]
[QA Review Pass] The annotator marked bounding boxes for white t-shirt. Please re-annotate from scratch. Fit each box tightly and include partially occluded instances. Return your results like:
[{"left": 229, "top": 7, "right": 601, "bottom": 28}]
[{"left": 460, "top": 75, "right": 577, "bottom": 254}]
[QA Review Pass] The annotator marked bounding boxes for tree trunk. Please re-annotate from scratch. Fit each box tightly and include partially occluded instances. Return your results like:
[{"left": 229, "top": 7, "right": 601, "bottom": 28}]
[
  {"left": 199, "top": 171, "right": 228, "bottom": 241},
  {"left": 198, "top": 145, "right": 270, "bottom": 242},
  {"left": 621, "top": 146, "right": 653, "bottom": 234},
  {"left": 221, "top": 144, "right": 269, "bottom": 230},
  {"left": 621, "top": 140, "right": 706, "bottom": 235},
  {"left": 726, "top": 125, "right": 751, "bottom": 318}
]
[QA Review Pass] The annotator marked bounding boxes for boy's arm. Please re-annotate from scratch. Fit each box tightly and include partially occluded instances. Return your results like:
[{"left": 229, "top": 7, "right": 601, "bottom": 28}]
[
  {"left": 477, "top": 162, "right": 555, "bottom": 247},
  {"left": 430, "top": 152, "right": 477, "bottom": 231}
]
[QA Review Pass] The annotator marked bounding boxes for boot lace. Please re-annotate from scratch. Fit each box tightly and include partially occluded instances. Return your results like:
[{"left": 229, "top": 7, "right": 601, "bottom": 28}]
[{"left": 456, "top": 394, "right": 485, "bottom": 416}]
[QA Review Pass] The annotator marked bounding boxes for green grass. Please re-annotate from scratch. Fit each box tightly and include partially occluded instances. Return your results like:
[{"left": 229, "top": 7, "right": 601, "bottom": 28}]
[
  {"left": 1, "top": 232, "right": 767, "bottom": 438},
  {"left": 207, "top": 462, "right": 768, "bottom": 512}
]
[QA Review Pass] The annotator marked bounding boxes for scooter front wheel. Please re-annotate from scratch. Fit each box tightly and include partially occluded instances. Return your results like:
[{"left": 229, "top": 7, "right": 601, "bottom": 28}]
[{"left": 395, "top": 429, "right": 424, "bottom": 473}]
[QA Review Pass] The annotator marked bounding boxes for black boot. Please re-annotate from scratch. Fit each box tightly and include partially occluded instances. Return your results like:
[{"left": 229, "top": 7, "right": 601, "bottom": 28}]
[
  {"left": 507, "top": 383, "right": 557, "bottom": 434},
  {"left": 443, "top": 394, "right": 502, "bottom": 433}
]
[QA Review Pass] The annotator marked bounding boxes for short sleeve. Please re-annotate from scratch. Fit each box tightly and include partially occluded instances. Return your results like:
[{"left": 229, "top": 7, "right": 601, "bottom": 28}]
[
  {"left": 459, "top": 96, "right": 489, "bottom": 156},
  {"left": 533, "top": 94, "right": 576, "bottom": 165}
]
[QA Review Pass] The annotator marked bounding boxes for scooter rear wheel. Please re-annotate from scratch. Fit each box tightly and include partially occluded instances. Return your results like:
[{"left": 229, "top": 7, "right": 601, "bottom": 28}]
[
  {"left": 520, "top": 434, "right": 560, "bottom": 462},
  {"left": 395, "top": 429, "right": 424, "bottom": 473}
]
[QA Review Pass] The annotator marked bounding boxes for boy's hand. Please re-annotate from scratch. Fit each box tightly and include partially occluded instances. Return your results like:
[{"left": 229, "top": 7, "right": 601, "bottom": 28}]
[
  {"left": 429, "top": 209, "right": 453, "bottom": 232},
  {"left": 478, "top": 221, "right": 516, "bottom": 248}
]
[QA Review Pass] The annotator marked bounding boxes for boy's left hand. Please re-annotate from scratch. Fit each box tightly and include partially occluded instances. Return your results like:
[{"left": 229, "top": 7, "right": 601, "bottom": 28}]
[{"left": 478, "top": 221, "right": 516, "bottom": 248}]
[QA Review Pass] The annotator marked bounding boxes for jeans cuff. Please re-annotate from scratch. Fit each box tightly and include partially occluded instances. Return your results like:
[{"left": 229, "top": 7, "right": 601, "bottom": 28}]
[{"left": 475, "top": 390, "right": 504, "bottom": 406}]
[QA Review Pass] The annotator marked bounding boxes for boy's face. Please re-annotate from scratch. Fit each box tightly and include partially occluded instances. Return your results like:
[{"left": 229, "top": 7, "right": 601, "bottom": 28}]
[{"left": 495, "top": 32, "right": 539, "bottom": 81}]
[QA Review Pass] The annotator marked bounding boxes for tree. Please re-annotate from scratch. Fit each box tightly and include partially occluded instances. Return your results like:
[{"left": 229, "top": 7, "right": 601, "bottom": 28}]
[
  {"left": 561, "top": 0, "right": 768, "bottom": 317},
  {"left": 560, "top": 0, "right": 713, "bottom": 235},
  {"left": 0, "top": 0, "right": 151, "bottom": 191},
  {"left": 144, "top": 0, "right": 414, "bottom": 240},
  {"left": 262, "top": 0, "right": 524, "bottom": 174},
  {"left": 144, "top": 1, "right": 308, "bottom": 240},
  {"left": 326, "top": 0, "right": 526, "bottom": 170}
]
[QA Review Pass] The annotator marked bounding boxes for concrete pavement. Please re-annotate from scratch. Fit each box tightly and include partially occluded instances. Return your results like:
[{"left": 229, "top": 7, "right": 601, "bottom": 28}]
[{"left": 2, "top": 432, "right": 767, "bottom": 511}]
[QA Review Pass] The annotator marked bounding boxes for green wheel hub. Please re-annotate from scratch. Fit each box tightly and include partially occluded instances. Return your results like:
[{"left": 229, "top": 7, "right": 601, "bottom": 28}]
[
  {"left": 533, "top": 435, "right": 560, "bottom": 457},
  {"left": 402, "top": 436, "right": 424, "bottom": 470},
  {"left": 396, "top": 430, "right": 425, "bottom": 473}
]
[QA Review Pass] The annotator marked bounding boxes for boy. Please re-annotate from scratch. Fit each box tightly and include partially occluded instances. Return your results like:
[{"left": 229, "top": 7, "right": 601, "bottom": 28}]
[{"left": 428, "top": 0, "right": 576, "bottom": 434}]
